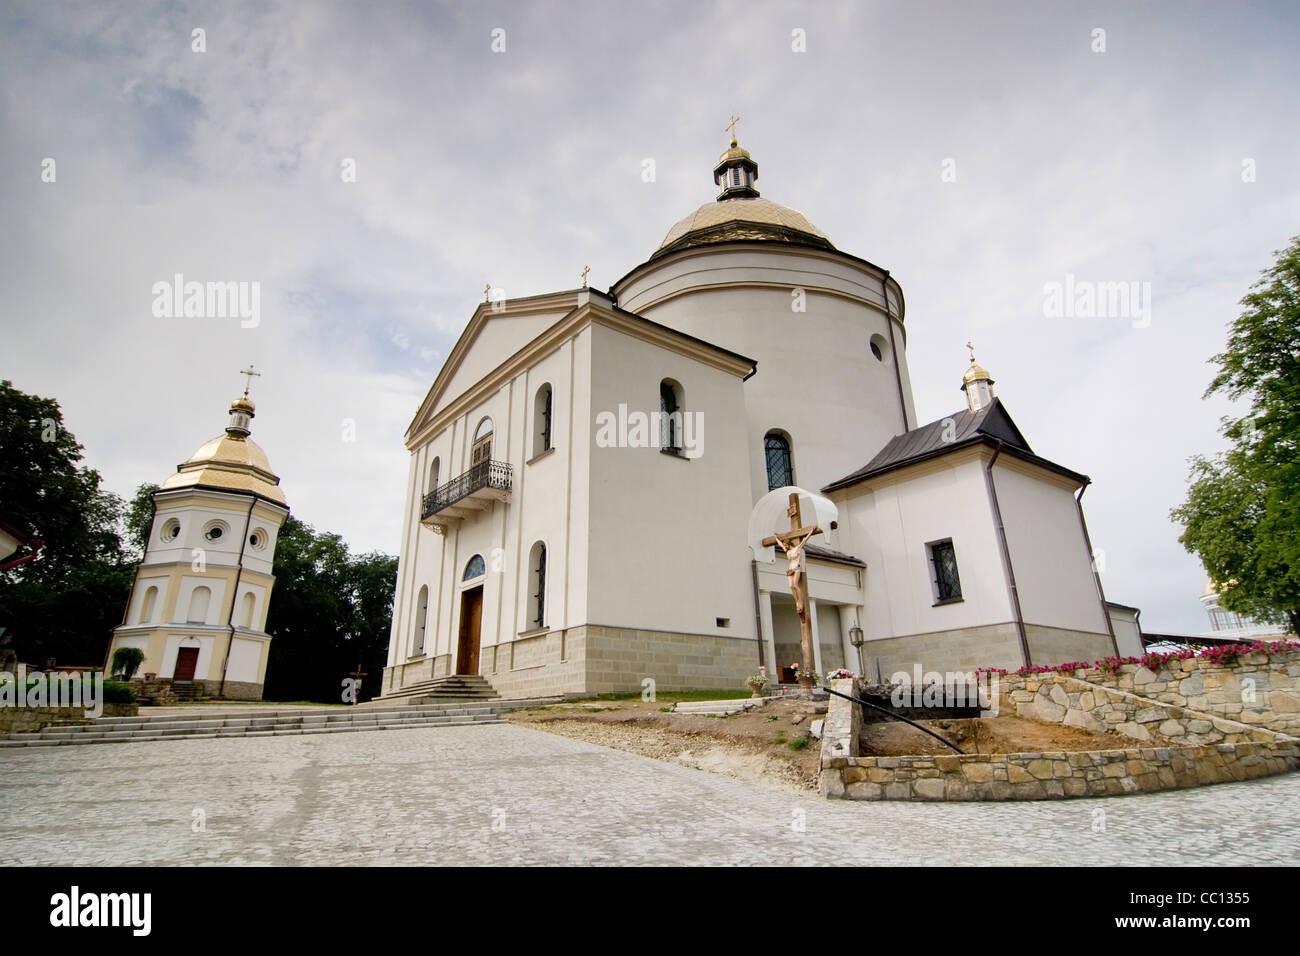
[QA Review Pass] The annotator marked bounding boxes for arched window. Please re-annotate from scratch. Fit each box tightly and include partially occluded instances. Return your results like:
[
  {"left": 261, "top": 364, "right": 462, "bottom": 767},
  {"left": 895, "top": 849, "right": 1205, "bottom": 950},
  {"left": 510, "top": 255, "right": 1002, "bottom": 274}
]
[
  {"left": 764, "top": 431, "right": 794, "bottom": 490},
  {"left": 242, "top": 592, "right": 256, "bottom": 628},
  {"left": 533, "top": 384, "right": 553, "bottom": 456},
  {"left": 659, "top": 379, "right": 683, "bottom": 452},
  {"left": 140, "top": 586, "right": 158, "bottom": 624},
  {"left": 527, "top": 542, "right": 547, "bottom": 630},
  {"left": 472, "top": 417, "right": 494, "bottom": 470},
  {"left": 428, "top": 456, "right": 441, "bottom": 494},
  {"left": 463, "top": 554, "right": 486, "bottom": 581},
  {"left": 187, "top": 586, "right": 211, "bottom": 624},
  {"left": 413, "top": 585, "right": 429, "bottom": 656}
]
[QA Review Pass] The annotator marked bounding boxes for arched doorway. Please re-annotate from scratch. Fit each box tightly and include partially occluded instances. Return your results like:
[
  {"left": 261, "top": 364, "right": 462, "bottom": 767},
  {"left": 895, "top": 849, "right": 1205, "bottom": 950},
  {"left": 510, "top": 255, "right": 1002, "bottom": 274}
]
[{"left": 457, "top": 555, "right": 486, "bottom": 675}]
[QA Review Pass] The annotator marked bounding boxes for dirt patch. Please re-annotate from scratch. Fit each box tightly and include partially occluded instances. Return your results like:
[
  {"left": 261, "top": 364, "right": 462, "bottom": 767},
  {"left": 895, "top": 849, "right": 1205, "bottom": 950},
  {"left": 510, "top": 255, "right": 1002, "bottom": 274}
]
[
  {"left": 508, "top": 699, "right": 1135, "bottom": 793},
  {"left": 860, "top": 715, "right": 1129, "bottom": 757},
  {"left": 508, "top": 697, "right": 824, "bottom": 792}
]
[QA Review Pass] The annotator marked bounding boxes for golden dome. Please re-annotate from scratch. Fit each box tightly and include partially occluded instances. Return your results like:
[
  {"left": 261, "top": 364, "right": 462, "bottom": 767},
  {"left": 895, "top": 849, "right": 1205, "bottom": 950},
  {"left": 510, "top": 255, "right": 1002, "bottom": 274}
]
[
  {"left": 230, "top": 395, "right": 255, "bottom": 414},
  {"left": 656, "top": 197, "right": 831, "bottom": 253},
  {"left": 160, "top": 434, "right": 285, "bottom": 504},
  {"left": 963, "top": 361, "right": 992, "bottom": 385}
]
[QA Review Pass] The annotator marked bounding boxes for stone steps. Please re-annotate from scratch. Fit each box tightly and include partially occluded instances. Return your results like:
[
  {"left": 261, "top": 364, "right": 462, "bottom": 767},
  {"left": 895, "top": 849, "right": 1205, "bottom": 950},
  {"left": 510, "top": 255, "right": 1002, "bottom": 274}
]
[
  {"left": 378, "top": 674, "right": 500, "bottom": 702},
  {"left": 0, "top": 704, "right": 507, "bottom": 748}
]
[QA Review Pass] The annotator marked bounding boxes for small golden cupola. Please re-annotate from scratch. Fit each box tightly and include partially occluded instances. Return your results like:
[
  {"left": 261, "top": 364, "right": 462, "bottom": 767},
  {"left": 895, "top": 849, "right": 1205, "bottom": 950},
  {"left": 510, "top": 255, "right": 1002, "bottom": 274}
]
[
  {"left": 961, "top": 342, "right": 996, "bottom": 412},
  {"left": 713, "top": 116, "right": 760, "bottom": 200}
]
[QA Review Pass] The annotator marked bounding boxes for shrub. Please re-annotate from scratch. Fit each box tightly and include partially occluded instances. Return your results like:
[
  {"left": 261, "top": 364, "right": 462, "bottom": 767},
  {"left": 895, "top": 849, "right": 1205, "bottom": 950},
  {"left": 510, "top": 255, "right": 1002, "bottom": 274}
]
[
  {"left": 102, "top": 681, "right": 136, "bottom": 704},
  {"left": 111, "top": 647, "right": 145, "bottom": 680}
]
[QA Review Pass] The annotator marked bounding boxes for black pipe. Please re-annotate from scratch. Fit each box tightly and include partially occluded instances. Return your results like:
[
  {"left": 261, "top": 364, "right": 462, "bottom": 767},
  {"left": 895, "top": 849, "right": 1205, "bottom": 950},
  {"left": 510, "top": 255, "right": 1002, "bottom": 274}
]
[{"left": 820, "top": 685, "right": 964, "bottom": 754}]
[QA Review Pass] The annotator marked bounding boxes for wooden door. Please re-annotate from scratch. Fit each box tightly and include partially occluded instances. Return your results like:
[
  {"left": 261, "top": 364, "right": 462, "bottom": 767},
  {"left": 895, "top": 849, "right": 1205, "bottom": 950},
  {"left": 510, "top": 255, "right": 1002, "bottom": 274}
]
[
  {"left": 174, "top": 647, "right": 200, "bottom": 682},
  {"left": 456, "top": 587, "right": 483, "bottom": 675}
]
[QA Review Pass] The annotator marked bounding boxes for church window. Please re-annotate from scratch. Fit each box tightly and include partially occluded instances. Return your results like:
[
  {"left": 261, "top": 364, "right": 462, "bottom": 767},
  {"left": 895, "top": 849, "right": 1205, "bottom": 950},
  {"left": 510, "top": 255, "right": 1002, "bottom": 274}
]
[
  {"left": 413, "top": 585, "right": 428, "bottom": 656},
  {"left": 202, "top": 520, "right": 229, "bottom": 542},
  {"left": 160, "top": 518, "right": 180, "bottom": 542},
  {"left": 140, "top": 586, "right": 158, "bottom": 624},
  {"left": 660, "top": 380, "right": 683, "bottom": 452},
  {"left": 242, "top": 592, "right": 256, "bottom": 628},
  {"left": 928, "top": 539, "right": 963, "bottom": 604},
  {"left": 764, "top": 431, "right": 794, "bottom": 490},
  {"left": 472, "top": 418, "right": 494, "bottom": 469},
  {"left": 527, "top": 542, "right": 547, "bottom": 629},
  {"left": 428, "top": 457, "right": 441, "bottom": 493},
  {"left": 464, "top": 554, "right": 486, "bottom": 581},
  {"left": 533, "top": 384, "right": 553, "bottom": 456},
  {"left": 869, "top": 333, "right": 889, "bottom": 363},
  {"left": 187, "top": 586, "right": 211, "bottom": 623}
]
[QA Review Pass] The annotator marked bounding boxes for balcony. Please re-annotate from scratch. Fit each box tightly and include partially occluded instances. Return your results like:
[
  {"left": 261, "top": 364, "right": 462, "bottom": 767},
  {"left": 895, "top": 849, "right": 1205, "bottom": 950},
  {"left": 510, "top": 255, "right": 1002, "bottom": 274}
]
[{"left": 421, "top": 460, "right": 512, "bottom": 533}]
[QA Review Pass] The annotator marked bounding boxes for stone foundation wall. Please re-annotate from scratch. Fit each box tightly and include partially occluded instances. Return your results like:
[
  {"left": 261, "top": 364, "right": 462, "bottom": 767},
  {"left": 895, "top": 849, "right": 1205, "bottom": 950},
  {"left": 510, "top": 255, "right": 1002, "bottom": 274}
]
[
  {"left": 857, "top": 623, "right": 1024, "bottom": 680},
  {"left": 1023, "top": 624, "right": 1115, "bottom": 667},
  {"left": 583, "top": 625, "right": 758, "bottom": 694}
]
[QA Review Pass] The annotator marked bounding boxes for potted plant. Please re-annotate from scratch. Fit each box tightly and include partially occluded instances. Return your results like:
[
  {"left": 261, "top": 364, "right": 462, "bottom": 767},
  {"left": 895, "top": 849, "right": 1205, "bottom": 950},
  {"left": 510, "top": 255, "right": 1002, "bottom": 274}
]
[{"left": 745, "top": 666, "right": 769, "bottom": 698}]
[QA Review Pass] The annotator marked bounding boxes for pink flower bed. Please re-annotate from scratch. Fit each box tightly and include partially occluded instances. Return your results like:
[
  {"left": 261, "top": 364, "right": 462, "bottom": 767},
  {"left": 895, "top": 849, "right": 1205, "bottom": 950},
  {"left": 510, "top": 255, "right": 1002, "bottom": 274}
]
[{"left": 975, "top": 639, "right": 1300, "bottom": 678}]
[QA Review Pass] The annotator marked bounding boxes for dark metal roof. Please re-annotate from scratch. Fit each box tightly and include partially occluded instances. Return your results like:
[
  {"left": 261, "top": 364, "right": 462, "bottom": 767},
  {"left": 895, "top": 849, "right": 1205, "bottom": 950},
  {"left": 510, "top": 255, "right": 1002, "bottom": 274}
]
[
  {"left": 822, "top": 399, "right": 1088, "bottom": 492},
  {"left": 804, "top": 543, "right": 866, "bottom": 568}
]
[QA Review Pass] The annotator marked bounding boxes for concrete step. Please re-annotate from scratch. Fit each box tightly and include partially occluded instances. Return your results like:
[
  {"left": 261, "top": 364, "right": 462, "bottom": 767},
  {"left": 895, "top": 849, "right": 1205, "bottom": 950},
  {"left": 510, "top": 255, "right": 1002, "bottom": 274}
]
[
  {"left": 0, "top": 715, "right": 506, "bottom": 747},
  {"left": 673, "top": 698, "right": 769, "bottom": 716}
]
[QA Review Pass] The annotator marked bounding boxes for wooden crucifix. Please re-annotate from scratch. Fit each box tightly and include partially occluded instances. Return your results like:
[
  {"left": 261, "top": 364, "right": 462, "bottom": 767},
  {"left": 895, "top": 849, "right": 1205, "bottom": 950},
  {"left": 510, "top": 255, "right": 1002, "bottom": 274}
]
[
  {"left": 348, "top": 662, "right": 368, "bottom": 706},
  {"left": 761, "top": 492, "right": 823, "bottom": 690}
]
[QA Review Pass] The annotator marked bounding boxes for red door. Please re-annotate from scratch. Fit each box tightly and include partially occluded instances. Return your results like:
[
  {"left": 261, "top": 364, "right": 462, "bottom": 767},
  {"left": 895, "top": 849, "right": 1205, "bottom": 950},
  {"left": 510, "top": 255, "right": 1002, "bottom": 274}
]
[{"left": 174, "top": 647, "right": 200, "bottom": 682}]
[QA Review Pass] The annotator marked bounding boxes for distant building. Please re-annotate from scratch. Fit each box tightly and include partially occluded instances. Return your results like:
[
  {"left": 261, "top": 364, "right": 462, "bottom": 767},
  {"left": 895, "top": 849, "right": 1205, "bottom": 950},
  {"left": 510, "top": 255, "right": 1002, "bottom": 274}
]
[{"left": 1199, "top": 578, "right": 1290, "bottom": 641}]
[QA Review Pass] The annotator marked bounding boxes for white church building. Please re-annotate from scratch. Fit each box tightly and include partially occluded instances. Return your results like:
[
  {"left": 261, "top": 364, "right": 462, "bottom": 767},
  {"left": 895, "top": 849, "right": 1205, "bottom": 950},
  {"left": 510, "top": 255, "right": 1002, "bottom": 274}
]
[{"left": 381, "top": 135, "right": 1142, "bottom": 700}]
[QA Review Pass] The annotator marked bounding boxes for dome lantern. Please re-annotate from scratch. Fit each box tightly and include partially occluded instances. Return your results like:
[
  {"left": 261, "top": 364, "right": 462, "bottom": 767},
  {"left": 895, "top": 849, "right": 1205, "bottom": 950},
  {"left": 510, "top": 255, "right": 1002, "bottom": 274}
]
[
  {"left": 713, "top": 116, "right": 760, "bottom": 200},
  {"left": 961, "top": 342, "right": 995, "bottom": 412}
]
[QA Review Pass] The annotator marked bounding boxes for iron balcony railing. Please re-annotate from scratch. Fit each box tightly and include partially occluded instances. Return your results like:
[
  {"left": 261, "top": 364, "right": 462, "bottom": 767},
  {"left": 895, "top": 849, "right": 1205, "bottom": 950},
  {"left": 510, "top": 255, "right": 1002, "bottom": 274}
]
[{"left": 422, "top": 460, "right": 512, "bottom": 520}]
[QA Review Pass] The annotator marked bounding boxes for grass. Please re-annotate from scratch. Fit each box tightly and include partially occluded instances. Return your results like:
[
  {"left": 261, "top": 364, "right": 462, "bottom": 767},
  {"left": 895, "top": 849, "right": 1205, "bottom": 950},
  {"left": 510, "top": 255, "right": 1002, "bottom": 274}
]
[{"left": 787, "top": 736, "right": 810, "bottom": 751}]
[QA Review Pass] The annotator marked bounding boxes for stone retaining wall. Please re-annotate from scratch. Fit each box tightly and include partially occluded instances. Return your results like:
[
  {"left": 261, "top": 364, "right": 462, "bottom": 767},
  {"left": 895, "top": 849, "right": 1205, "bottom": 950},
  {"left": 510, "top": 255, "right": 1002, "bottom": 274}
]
[
  {"left": 1018, "top": 648, "right": 1300, "bottom": 738},
  {"left": 818, "top": 673, "right": 1300, "bottom": 801},
  {"left": 0, "top": 703, "right": 138, "bottom": 733},
  {"left": 996, "top": 673, "right": 1286, "bottom": 749},
  {"left": 821, "top": 740, "right": 1300, "bottom": 801}
]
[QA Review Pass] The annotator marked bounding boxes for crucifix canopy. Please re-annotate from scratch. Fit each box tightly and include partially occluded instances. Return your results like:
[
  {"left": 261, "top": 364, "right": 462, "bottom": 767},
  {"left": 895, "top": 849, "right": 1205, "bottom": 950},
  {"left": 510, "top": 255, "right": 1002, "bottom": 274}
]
[{"left": 747, "top": 486, "right": 839, "bottom": 564}]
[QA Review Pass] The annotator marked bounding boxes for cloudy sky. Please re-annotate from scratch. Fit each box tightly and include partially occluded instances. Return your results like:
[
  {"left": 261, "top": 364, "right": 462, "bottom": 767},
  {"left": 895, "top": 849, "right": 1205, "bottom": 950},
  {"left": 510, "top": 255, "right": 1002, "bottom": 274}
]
[{"left": 3, "top": 0, "right": 1297, "bottom": 634}]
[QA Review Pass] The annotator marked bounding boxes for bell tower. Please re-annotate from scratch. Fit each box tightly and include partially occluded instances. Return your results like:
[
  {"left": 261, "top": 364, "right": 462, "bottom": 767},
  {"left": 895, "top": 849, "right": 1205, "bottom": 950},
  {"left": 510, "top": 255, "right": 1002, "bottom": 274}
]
[{"left": 105, "top": 368, "right": 289, "bottom": 700}]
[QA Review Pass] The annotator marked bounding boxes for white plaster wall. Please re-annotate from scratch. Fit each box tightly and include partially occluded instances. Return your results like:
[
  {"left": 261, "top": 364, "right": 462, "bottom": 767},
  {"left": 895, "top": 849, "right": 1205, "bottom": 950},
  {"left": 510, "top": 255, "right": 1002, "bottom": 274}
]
[
  {"left": 225, "top": 637, "right": 263, "bottom": 683},
  {"left": 130, "top": 575, "right": 170, "bottom": 624},
  {"left": 433, "top": 308, "right": 570, "bottom": 417},
  {"left": 174, "top": 576, "right": 228, "bottom": 626},
  {"left": 834, "top": 458, "right": 1012, "bottom": 642},
  {"left": 993, "top": 463, "right": 1108, "bottom": 635},
  {"left": 389, "top": 329, "right": 592, "bottom": 669},
  {"left": 585, "top": 323, "right": 755, "bottom": 638},
  {"left": 614, "top": 247, "right": 914, "bottom": 495},
  {"left": 1109, "top": 606, "right": 1144, "bottom": 657}
]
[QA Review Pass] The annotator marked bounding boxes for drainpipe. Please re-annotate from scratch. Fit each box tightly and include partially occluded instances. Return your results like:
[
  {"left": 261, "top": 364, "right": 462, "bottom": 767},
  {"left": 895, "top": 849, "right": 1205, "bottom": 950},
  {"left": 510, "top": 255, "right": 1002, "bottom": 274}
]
[
  {"left": 983, "top": 440, "right": 1031, "bottom": 668},
  {"left": 750, "top": 559, "right": 765, "bottom": 668},
  {"left": 1076, "top": 480, "right": 1121, "bottom": 657},
  {"left": 882, "top": 271, "right": 909, "bottom": 432},
  {"left": 218, "top": 497, "right": 257, "bottom": 698}
]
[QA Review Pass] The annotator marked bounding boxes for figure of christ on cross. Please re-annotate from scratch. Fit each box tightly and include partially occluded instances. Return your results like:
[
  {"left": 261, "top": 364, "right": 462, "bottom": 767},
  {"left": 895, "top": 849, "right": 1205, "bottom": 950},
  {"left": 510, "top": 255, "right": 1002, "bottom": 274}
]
[{"left": 761, "top": 492, "right": 823, "bottom": 691}]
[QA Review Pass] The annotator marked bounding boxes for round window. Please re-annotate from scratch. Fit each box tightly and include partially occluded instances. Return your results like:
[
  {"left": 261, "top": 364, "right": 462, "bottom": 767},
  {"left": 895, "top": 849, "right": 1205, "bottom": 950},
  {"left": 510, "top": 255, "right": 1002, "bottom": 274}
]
[
  {"left": 205, "top": 526, "right": 223, "bottom": 541},
  {"left": 869, "top": 333, "right": 889, "bottom": 363},
  {"left": 160, "top": 519, "right": 181, "bottom": 542}
]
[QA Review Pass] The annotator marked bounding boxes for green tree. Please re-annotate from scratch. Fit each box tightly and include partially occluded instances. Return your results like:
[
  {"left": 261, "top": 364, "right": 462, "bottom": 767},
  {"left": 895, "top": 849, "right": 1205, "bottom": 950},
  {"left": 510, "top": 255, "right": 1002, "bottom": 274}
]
[
  {"left": 1172, "top": 236, "right": 1300, "bottom": 635},
  {"left": 0, "top": 380, "right": 134, "bottom": 664},
  {"left": 262, "top": 517, "right": 397, "bottom": 703},
  {"left": 124, "top": 482, "right": 160, "bottom": 561}
]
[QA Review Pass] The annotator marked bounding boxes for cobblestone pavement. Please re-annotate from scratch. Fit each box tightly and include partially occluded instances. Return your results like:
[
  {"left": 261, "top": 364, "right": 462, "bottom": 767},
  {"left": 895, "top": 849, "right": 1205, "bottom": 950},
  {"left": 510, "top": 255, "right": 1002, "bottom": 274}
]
[{"left": 1, "top": 724, "right": 1297, "bottom": 866}]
